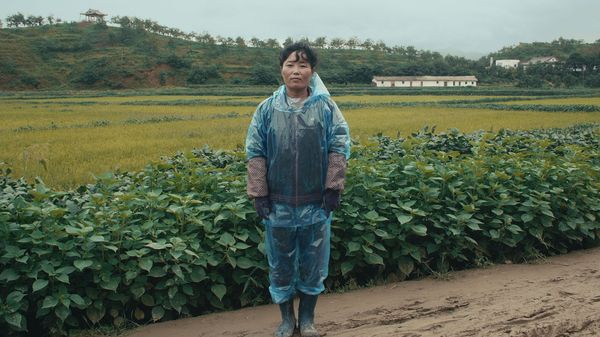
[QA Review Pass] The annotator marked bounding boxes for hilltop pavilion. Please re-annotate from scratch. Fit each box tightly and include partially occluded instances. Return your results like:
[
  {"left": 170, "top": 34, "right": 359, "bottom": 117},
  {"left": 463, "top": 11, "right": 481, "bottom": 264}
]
[{"left": 80, "top": 9, "right": 107, "bottom": 23}]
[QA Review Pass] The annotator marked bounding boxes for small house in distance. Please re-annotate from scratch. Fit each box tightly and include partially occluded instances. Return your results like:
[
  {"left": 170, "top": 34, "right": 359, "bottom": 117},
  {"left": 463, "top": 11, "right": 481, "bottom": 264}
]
[{"left": 372, "top": 76, "right": 478, "bottom": 87}]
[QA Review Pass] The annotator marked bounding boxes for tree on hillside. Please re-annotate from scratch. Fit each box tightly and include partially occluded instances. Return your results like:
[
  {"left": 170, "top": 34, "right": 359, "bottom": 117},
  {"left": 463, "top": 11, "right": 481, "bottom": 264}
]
[
  {"left": 361, "top": 38, "right": 374, "bottom": 51},
  {"left": 187, "top": 65, "right": 222, "bottom": 84},
  {"left": 330, "top": 38, "right": 345, "bottom": 49},
  {"left": 216, "top": 36, "right": 232, "bottom": 46},
  {"left": 111, "top": 16, "right": 131, "bottom": 28},
  {"left": 405, "top": 46, "right": 418, "bottom": 59},
  {"left": 26, "top": 15, "right": 44, "bottom": 26},
  {"left": 195, "top": 33, "right": 215, "bottom": 45},
  {"left": 6, "top": 13, "right": 26, "bottom": 27},
  {"left": 373, "top": 40, "right": 390, "bottom": 52},
  {"left": 313, "top": 37, "right": 327, "bottom": 48},
  {"left": 566, "top": 52, "right": 587, "bottom": 71},
  {"left": 249, "top": 37, "right": 265, "bottom": 48},
  {"left": 265, "top": 38, "right": 280, "bottom": 49},
  {"left": 283, "top": 37, "right": 294, "bottom": 47},
  {"left": 235, "top": 36, "right": 246, "bottom": 47},
  {"left": 552, "top": 37, "right": 583, "bottom": 52},
  {"left": 250, "top": 64, "right": 279, "bottom": 84},
  {"left": 298, "top": 37, "right": 310, "bottom": 45},
  {"left": 73, "top": 58, "right": 113, "bottom": 85},
  {"left": 346, "top": 37, "right": 359, "bottom": 49}
]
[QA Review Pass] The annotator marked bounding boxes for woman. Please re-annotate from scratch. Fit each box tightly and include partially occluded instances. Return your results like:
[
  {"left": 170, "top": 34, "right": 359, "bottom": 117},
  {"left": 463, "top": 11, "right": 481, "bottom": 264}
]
[{"left": 245, "top": 42, "right": 350, "bottom": 337}]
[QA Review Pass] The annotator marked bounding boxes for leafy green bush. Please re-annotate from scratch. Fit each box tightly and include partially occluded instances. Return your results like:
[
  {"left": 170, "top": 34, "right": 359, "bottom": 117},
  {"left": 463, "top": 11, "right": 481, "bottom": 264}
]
[
  {"left": 18, "top": 73, "right": 40, "bottom": 89},
  {"left": 1, "top": 125, "right": 600, "bottom": 336},
  {"left": 249, "top": 64, "right": 279, "bottom": 85},
  {"left": 187, "top": 65, "right": 222, "bottom": 84},
  {"left": 72, "top": 58, "right": 113, "bottom": 86},
  {"left": 161, "top": 54, "right": 191, "bottom": 69}
]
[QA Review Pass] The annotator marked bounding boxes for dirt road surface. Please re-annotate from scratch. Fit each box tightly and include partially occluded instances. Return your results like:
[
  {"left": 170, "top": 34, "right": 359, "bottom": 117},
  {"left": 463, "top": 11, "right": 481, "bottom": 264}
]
[{"left": 127, "top": 247, "right": 600, "bottom": 337}]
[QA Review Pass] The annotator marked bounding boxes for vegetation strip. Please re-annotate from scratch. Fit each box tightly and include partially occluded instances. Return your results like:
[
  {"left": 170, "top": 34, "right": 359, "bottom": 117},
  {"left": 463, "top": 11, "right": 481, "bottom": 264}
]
[
  {"left": 337, "top": 101, "right": 600, "bottom": 112},
  {"left": 10, "top": 112, "right": 249, "bottom": 133},
  {"left": 1, "top": 124, "right": 599, "bottom": 335}
]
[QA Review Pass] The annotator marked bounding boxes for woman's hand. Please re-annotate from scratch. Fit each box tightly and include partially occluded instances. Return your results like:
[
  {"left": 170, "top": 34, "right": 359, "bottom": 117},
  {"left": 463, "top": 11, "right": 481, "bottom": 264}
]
[
  {"left": 323, "top": 189, "right": 341, "bottom": 216},
  {"left": 253, "top": 196, "right": 271, "bottom": 219}
]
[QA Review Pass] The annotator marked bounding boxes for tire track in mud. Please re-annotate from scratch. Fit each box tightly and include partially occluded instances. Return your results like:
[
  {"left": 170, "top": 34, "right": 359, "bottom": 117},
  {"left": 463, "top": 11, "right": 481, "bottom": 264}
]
[
  {"left": 320, "top": 297, "right": 470, "bottom": 336},
  {"left": 322, "top": 253, "right": 600, "bottom": 337},
  {"left": 469, "top": 263, "right": 600, "bottom": 337}
]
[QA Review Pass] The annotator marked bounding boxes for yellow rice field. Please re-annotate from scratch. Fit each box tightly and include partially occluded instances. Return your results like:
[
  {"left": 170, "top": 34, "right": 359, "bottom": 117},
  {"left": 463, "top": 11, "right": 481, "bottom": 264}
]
[{"left": 1, "top": 93, "right": 599, "bottom": 188}]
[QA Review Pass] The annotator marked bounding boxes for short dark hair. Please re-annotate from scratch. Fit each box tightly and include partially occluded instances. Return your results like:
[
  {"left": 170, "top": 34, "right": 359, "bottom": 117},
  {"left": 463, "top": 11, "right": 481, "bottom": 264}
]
[{"left": 279, "top": 42, "right": 318, "bottom": 69}]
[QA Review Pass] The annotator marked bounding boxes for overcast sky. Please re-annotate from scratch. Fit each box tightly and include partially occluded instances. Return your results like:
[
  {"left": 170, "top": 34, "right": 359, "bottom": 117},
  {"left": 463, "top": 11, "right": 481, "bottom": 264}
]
[{"left": 3, "top": 0, "right": 599, "bottom": 59}]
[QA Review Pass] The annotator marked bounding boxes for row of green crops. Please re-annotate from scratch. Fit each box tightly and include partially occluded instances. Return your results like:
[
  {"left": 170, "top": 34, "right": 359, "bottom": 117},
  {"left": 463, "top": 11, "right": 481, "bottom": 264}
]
[
  {"left": 3, "top": 86, "right": 599, "bottom": 100},
  {"left": 447, "top": 103, "right": 600, "bottom": 112},
  {"left": 1, "top": 125, "right": 600, "bottom": 336},
  {"left": 12, "top": 113, "right": 249, "bottom": 133},
  {"left": 336, "top": 101, "right": 600, "bottom": 112}
]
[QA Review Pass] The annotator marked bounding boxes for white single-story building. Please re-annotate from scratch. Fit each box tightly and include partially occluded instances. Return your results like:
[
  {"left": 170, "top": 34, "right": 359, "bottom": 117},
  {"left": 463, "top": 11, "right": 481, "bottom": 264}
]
[
  {"left": 495, "top": 59, "right": 520, "bottom": 69},
  {"left": 371, "top": 76, "right": 478, "bottom": 87}
]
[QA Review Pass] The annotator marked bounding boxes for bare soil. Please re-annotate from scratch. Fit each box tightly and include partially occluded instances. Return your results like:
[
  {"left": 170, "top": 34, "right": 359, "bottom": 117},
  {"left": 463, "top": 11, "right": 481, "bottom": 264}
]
[{"left": 126, "top": 247, "right": 600, "bottom": 337}]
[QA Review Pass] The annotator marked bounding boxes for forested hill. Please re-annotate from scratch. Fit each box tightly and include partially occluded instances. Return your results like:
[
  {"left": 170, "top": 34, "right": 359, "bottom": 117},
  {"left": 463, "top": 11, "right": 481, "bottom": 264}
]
[
  {"left": 491, "top": 38, "right": 600, "bottom": 63},
  {"left": 0, "top": 19, "right": 599, "bottom": 90}
]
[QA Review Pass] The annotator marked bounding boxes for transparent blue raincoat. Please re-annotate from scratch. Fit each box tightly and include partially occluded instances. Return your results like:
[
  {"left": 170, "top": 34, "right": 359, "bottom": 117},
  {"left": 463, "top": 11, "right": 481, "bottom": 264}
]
[{"left": 245, "top": 73, "right": 350, "bottom": 303}]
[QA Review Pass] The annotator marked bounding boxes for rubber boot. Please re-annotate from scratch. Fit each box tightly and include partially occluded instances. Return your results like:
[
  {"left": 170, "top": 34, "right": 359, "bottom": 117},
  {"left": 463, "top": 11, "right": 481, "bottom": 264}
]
[
  {"left": 298, "top": 293, "right": 319, "bottom": 337},
  {"left": 275, "top": 300, "right": 296, "bottom": 337}
]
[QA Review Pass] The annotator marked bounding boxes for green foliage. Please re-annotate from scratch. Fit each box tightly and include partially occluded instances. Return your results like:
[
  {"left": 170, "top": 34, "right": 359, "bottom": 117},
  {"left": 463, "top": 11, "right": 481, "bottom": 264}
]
[
  {"left": 187, "top": 65, "right": 222, "bottom": 84},
  {"left": 161, "top": 54, "right": 191, "bottom": 69},
  {"left": 0, "top": 61, "right": 18, "bottom": 76},
  {"left": 334, "top": 96, "right": 600, "bottom": 113},
  {"left": 491, "top": 37, "right": 586, "bottom": 62},
  {"left": 72, "top": 58, "right": 112, "bottom": 86},
  {"left": 516, "top": 75, "right": 545, "bottom": 88},
  {"left": 34, "top": 37, "right": 92, "bottom": 56},
  {"left": 585, "top": 73, "right": 600, "bottom": 88},
  {"left": 17, "top": 73, "right": 40, "bottom": 89},
  {"left": 6, "top": 13, "right": 26, "bottom": 28},
  {"left": 249, "top": 64, "right": 279, "bottom": 85},
  {"left": 71, "top": 57, "right": 134, "bottom": 89},
  {"left": 2, "top": 125, "right": 600, "bottom": 335}
]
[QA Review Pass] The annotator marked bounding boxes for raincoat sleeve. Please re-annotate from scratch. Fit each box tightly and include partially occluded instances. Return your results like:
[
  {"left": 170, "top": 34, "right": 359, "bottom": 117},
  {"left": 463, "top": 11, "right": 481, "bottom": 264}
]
[
  {"left": 246, "top": 101, "right": 270, "bottom": 198},
  {"left": 325, "top": 99, "right": 350, "bottom": 191},
  {"left": 246, "top": 100, "right": 269, "bottom": 160},
  {"left": 325, "top": 99, "right": 350, "bottom": 159}
]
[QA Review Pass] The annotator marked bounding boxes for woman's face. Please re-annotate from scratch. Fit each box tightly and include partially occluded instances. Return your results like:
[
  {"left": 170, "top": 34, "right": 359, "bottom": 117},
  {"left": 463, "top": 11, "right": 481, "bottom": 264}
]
[{"left": 281, "top": 51, "right": 313, "bottom": 94}]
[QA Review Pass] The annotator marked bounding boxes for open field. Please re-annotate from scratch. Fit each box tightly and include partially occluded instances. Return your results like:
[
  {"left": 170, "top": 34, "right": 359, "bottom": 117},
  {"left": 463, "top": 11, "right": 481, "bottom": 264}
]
[
  {"left": 1, "top": 90, "right": 600, "bottom": 188},
  {"left": 2, "top": 88, "right": 600, "bottom": 336}
]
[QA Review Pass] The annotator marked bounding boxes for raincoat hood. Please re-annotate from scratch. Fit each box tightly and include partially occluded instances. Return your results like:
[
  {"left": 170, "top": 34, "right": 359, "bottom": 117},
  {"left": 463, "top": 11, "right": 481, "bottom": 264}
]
[{"left": 273, "top": 73, "right": 330, "bottom": 111}]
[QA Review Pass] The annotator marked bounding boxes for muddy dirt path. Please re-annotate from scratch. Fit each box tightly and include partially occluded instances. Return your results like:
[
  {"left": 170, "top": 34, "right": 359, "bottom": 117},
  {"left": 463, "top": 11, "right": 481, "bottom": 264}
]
[{"left": 127, "top": 247, "right": 600, "bottom": 337}]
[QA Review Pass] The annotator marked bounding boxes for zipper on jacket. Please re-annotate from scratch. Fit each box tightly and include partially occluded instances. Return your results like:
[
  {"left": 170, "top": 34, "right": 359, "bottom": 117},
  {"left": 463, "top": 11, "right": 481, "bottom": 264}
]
[{"left": 294, "top": 113, "right": 299, "bottom": 218}]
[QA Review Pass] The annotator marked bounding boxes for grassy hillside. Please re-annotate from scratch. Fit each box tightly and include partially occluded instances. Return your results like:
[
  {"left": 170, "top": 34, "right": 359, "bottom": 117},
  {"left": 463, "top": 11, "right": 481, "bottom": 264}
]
[
  {"left": 491, "top": 37, "right": 600, "bottom": 62},
  {"left": 0, "top": 21, "right": 482, "bottom": 90},
  {"left": 0, "top": 22, "right": 274, "bottom": 90},
  {"left": 1, "top": 21, "right": 599, "bottom": 90}
]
